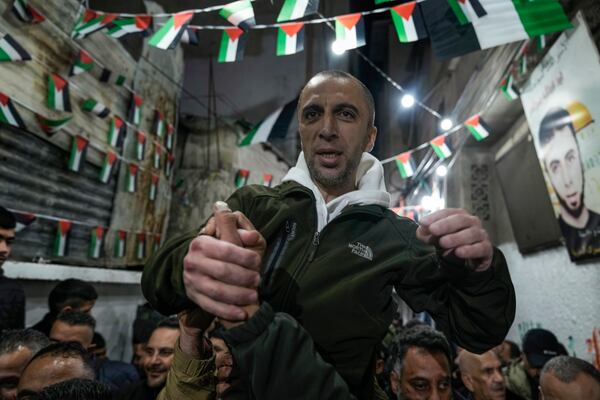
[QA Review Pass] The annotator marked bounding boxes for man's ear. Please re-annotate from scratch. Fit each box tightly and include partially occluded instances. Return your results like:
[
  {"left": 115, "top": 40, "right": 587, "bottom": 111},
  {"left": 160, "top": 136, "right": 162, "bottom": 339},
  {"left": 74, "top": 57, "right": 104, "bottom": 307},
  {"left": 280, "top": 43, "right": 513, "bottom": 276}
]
[
  {"left": 462, "top": 373, "right": 475, "bottom": 392},
  {"left": 62, "top": 305, "right": 74, "bottom": 313},
  {"left": 390, "top": 371, "right": 400, "bottom": 395},
  {"left": 365, "top": 126, "right": 377, "bottom": 152}
]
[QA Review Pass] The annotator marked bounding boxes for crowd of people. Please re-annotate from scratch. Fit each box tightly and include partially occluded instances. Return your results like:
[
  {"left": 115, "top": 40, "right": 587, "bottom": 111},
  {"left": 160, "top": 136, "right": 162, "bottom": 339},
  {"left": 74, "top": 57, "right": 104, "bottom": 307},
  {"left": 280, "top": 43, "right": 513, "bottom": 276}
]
[{"left": 1, "top": 70, "right": 600, "bottom": 399}]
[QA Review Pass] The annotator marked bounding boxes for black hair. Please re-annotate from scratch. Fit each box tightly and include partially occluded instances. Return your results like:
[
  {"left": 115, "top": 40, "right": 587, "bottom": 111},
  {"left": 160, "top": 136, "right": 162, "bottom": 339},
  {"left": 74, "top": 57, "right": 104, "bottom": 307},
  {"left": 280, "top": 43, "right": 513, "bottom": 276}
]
[
  {"left": 27, "top": 342, "right": 94, "bottom": 378},
  {"left": 505, "top": 340, "right": 521, "bottom": 359},
  {"left": 542, "top": 355, "right": 600, "bottom": 384},
  {"left": 47, "top": 279, "right": 98, "bottom": 316},
  {"left": 91, "top": 332, "right": 105, "bottom": 349},
  {"left": 37, "top": 379, "right": 111, "bottom": 400},
  {"left": 299, "top": 70, "right": 376, "bottom": 128},
  {"left": 388, "top": 325, "right": 452, "bottom": 377},
  {"left": 0, "top": 206, "right": 16, "bottom": 230},
  {"left": 0, "top": 329, "right": 50, "bottom": 356},
  {"left": 156, "top": 316, "right": 180, "bottom": 330},
  {"left": 538, "top": 107, "right": 576, "bottom": 147},
  {"left": 55, "top": 310, "right": 96, "bottom": 330}
]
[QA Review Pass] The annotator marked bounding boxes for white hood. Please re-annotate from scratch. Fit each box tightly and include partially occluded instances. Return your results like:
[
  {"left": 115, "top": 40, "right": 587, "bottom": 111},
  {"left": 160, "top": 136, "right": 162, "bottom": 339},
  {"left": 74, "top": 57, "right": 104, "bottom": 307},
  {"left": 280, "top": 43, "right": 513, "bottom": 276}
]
[{"left": 282, "top": 152, "right": 391, "bottom": 232}]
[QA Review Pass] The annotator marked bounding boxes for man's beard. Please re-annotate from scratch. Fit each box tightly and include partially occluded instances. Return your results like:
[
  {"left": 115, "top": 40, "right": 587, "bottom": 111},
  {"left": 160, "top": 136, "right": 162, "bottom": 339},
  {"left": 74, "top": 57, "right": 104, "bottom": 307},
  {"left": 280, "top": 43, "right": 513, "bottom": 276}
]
[
  {"left": 306, "top": 153, "right": 361, "bottom": 191},
  {"left": 559, "top": 191, "right": 585, "bottom": 219}
]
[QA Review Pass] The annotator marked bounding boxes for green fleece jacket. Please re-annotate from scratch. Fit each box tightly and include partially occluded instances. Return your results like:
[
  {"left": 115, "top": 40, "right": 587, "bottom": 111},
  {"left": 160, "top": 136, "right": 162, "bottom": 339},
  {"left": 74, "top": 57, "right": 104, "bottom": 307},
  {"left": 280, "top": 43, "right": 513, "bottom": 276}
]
[{"left": 142, "top": 181, "right": 516, "bottom": 399}]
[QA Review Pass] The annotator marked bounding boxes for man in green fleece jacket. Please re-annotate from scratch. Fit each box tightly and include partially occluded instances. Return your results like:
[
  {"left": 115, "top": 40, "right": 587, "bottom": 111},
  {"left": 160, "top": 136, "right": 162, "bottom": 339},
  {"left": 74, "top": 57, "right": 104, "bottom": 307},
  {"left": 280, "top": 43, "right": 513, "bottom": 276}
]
[{"left": 143, "top": 70, "right": 516, "bottom": 400}]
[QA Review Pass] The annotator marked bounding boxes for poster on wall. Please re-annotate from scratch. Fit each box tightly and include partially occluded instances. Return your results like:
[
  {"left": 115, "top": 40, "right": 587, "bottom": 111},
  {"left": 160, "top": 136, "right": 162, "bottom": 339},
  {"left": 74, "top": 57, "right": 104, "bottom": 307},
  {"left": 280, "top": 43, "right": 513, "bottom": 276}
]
[{"left": 521, "top": 13, "right": 600, "bottom": 261}]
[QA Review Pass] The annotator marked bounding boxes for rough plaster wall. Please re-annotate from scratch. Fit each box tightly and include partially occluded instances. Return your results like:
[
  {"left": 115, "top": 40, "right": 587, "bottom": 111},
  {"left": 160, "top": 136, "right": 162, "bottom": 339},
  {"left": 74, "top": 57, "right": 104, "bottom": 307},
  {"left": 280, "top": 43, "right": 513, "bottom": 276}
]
[{"left": 22, "top": 280, "right": 143, "bottom": 362}]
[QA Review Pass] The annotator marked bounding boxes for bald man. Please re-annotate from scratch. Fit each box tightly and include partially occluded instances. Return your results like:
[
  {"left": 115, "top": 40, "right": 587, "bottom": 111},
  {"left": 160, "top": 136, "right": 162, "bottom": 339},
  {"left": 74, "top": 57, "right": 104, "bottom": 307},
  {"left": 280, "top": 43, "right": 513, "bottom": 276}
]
[
  {"left": 459, "top": 350, "right": 524, "bottom": 400},
  {"left": 539, "top": 356, "right": 600, "bottom": 400}
]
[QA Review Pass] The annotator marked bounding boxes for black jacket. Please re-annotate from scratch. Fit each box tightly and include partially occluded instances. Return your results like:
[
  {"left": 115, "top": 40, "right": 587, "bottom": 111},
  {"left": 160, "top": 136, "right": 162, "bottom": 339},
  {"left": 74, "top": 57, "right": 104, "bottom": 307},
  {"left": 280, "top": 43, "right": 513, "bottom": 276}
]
[{"left": 0, "top": 269, "right": 25, "bottom": 332}]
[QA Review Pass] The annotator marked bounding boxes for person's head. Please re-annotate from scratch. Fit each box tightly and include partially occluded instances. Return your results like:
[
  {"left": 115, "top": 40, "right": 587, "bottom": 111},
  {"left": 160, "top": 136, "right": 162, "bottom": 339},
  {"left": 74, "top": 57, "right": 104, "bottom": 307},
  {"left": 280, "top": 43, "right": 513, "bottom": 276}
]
[
  {"left": 0, "top": 207, "right": 16, "bottom": 270},
  {"left": 35, "top": 378, "right": 111, "bottom": 400},
  {"left": 17, "top": 342, "right": 94, "bottom": 398},
  {"left": 143, "top": 317, "right": 179, "bottom": 389},
  {"left": 297, "top": 70, "right": 377, "bottom": 196},
  {"left": 522, "top": 329, "right": 563, "bottom": 382},
  {"left": 458, "top": 350, "right": 506, "bottom": 400},
  {"left": 0, "top": 330, "right": 50, "bottom": 400},
  {"left": 539, "top": 356, "right": 600, "bottom": 400},
  {"left": 538, "top": 108, "right": 585, "bottom": 220},
  {"left": 388, "top": 325, "right": 452, "bottom": 400},
  {"left": 49, "top": 311, "right": 96, "bottom": 351},
  {"left": 47, "top": 279, "right": 98, "bottom": 318},
  {"left": 131, "top": 318, "right": 158, "bottom": 377},
  {"left": 498, "top": 340, "right": 521, "bottom": 365},
  {"left": 90, "top": 333, "right": 106, "bottom": 360}
]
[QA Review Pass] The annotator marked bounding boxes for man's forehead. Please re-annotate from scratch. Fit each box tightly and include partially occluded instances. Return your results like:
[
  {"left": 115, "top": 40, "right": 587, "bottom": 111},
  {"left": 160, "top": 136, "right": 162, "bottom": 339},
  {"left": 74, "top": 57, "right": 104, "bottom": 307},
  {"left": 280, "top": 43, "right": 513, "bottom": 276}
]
[
  {"left": 301, "top": 76, "right": 365, "bottom": 105},
  {"left": 0, "top": 227, "right": 15, "bottom": 238}
]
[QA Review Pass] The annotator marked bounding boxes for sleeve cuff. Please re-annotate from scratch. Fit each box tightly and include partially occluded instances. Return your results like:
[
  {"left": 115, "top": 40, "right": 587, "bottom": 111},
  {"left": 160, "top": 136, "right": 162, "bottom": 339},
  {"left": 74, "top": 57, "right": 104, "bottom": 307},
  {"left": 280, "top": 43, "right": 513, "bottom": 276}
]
[
  {"left": 217, "top": 302, "right": 275, "bottom": 346},
  {"left": 173, "top": 338, "right": 216, "bottom": 377}
]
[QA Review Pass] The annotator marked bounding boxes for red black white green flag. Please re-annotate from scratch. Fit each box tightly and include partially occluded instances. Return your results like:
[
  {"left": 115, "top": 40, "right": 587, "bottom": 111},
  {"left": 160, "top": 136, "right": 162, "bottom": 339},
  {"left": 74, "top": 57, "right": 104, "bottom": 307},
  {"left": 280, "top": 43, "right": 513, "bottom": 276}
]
[
  {"left": 149, "top": 173, "right": 159, "bottom": 201},
  {"left": 0, "top": 92, "right": 26, "bottom": 130},
  {"left": 153, "top": 110, "right": 165, "bottom": 138},
  {"left": 390, "top": 2, "right": 427, "bottom": 43},
  {"left": 13, "top": 211, "right": 36, "bottom": 232},
  {"left": 69, "top": 50, "right": 94, "bottom": 76},
  {"left": 129, "top": 93, "right": 143, "bottom": 125},
  {"left": 165, "top": 152, "right": 174, "bottom": 177},
  {"left": 180, "top": 28, "right": 199, "bottom": 45},
  {"left": 0, "top": 33, "right": 31, "bottom": 62},
  {"left": 35, "top": 114, "right": 72, "bottom": 136},
  {"left": 127, "top": 163, "right": 138, "bottom": 193},
  {"left": 335, "top": 13, "right": 366, "bottom": 50},
  {"left": 277, "top": 0, "right": 319, "bottom": 23},
  {"left": 165, "top": 123, "right": 174, "bottom": 150},
  {"left": 218, "top": 28, "right": 247, "bottom": 63},
  {"left": 89, "top": 226, "right": 104, "bottom": 258},
  {"left": 136, "top": 131, "right": 146, "bottom": 160},
  {"left": 52, "top": 220, "right": 72, "bottom": 257},
  {"left": 12, "top": 0, "right": 45, "bottom": 24},
  {"left": 276, "top": 22, "right": 305, "bottom": 56},
  {"left": 262, "top": 173, "right": 273, "bottom": 187},
  {"left": 136, "top": 232, "right": 146, "bottom": 259},
  {"left": 429, "top": 135, "right": 452, "bottom": 160},
  {"left": 395, "top": 151, "right": 416, "bottom": 179},
  {"left": 81, "top": 98, "right": 110, "bottom": 118},
  {"left": 153, "top": 141, "right": 162, "bottom": 169},
  {"left": 68, "top": 135, "right": 89, "bottom": 172},
  {"left": 107, "top": 116, "right": 125, "bottom": 148},
  {"left": 464, "top": 114, "right": 491, "bottom": 141},
  {"left": 99, "top": 68, "right": 126, "bottom": 86},
  {"left": 153, "top": 234, "right": 161, "bottom": 253},
  {"left": 99, "top": 150, "right": 118, "bottom": 184},
  {"left": 219, "top": 1, "right": 255, "bottom": 31},
  {"left": 72, "top": 9, "right": 117, "bottom": 39},
  {"left": 235, "top": 169, "right": 249, "bottom": 187},
  {"left": 447, "top": 0, "right": 487, "bottom": 25},
  {"left": 106, "top": 16, "right": 152, "bottom": 38},
  {"left": 47, "top": 74, "right": 71, "bottom": 112},
  {"left": 114, "top": 230, "right": 127, "bottom": 258},
  {"left": 148, "top": 11, "right": 194, "bottom": 50}
]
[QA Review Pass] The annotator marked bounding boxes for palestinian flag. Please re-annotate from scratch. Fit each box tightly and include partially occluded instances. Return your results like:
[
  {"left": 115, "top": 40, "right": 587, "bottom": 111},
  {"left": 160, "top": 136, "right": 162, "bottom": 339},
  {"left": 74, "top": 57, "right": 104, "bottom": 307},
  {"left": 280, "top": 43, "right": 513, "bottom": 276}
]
[
  {"left": 72, "top": 9, "right": 117, "bottom": 39},
  {"left": 220, "top": 1, "right": 255, "bottom": 31},
  {"left": 136, "top": 131, "right": 146, "bottom": 160},
  {"left": 136, "top": 233, "right": 146, "bottom": 259},
  {"left": 12, "top": 0, "right": 45, "bottom": 24},
  {"left": 374, "top": 0, "right": 396, "bottom": 3},
  {"left": 99, "top": 68, "right": 126, "bottom": 86},
  {"left": 235, "top": 169, "right": 249, "bottom": 187},
  {"left": 129, "top": 93, "right": 143, "bottom": 125},
  {"left": 335, "top": 13, "right": 366, "bottom": 50},
  {"left": 47, "top": 74, "right": 71, "bottom": 112},
  {"left": 165, "top": 152, "right": 174, "bottom": 177},
  {"left": 153, "top": 233, "right": 161, "bottom": 253},
  {"left": 69, "top": 50, "right": 94, "bottom": 76},
  {"left": 277, "top": 23, "right": 305, "bottom": 56},
  {"left": 52, "top": 220, "right": 72, "bottom": 257},
  {"left": 180, "top": 28, "right": 199, "bottom": 45},
  {"left": 0, "top": 33, "right": 31, "bottom": 62},
  {"left": 153, "top": 110, "right": 165, "bottom": 137},
  {"left": 430, "top": 135, "right": 452, "bottom": 160},
  {"left": 262, "top": 173, "right": 273, "bottom": 187},
  {"left": 81, "top": 98, "right": 110, "bottom": 118},
  {"left": 239, "top": 98, "right": 297, "bottom": 146},
  {"left": 127, "top": 163, "right": 138, "bottom": 193},
  {"left": 390, "top": 3, "right": 428, "bottom": 43},
  {"left": 35, "top": 114, "right": 72, "bottom": 135},
  {"left": 0, "top": 93, "right": 26, "bottom": 129},
  {"left": 68, "top": 135, "right": 89, "bottom": 172},
  {"left": 277, "top": 0, "right": 319, "bottom": 22},
  {"left": 106, "top": 16, "right": 152, "bottom": 38},
  {"left": 464, "top": 114, "right": 491, "bottom": 141},
  {"left": 89, "top": 226, "right": 104, "bottom": 259},
  {"left": 153, "top": 141, "right": 162, "bottom": 169},
  {"left": 99, "top": 150, "right": 118, "bottom": 184},
  {"left": 421, "top": 0, "right": 571, "bottom": 59},
  {"left": 500, "top": 74, "right": 519, "bottom": 101},
  {"left": 447, "top": 0, "right": 487, "bottom": 25},
  {"left": 165, "top": 123, "right": 174, "bottom": 150},
  {"left": 107, "top": 116, "right": 125, "bottom": 147},
  {"left": 114, "top": 230, "right": 126, "bottom": 258},
  {"left": 395, "top": 151, "right": 416, "bottom": 179},
  {"left": 148, "top": 11, "right": 194, "bottom": 50},
  {"left": 13, "top": 211, "right": 36, "bottom": 232},
  {"left": 218, "top": 28, "right": 247, "bottom": 63},
  {"left": 149, "top": 173, "right": 159, "bottom": 201},
  {"left": 519, "top": 56, "right": 527, "bottom": 75}
]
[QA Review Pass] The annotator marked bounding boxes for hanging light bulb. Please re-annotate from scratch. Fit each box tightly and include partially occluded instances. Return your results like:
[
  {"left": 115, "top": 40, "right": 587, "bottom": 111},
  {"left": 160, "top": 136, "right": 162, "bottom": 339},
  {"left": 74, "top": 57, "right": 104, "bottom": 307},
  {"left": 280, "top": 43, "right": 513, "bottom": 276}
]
[
  {"left": 331, "top": 40, "right": 347, "bottom": 55},
  {"left": 436, "top": 165, "right": 448, "bottom": 177},
  {"left": 401, "top": 94, "right": 415, "bottom": 108},
  {"left": 440, "top": 118, "right": 453, "bottom": 131}
]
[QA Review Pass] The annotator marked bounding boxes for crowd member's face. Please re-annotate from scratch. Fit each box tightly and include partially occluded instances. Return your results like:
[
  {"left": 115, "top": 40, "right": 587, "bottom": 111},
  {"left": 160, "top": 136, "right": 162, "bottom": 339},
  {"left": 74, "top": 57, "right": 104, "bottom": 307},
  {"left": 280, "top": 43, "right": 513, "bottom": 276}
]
[
  {"left": 540, "top": 371, "right": 600, "bottom": 400},
  {"left": 298, "top": 76, "right": 377, "bottom": 195},
  {"left": 463, "top": 352, "right": 506, "bottom": 400},
  {"left": 391, "top": 347, "right": 451, "bottom": 400},
  {"left": 143, "top": 328, "right": 179, "bottom": 388},
  {"left": 49, "top": 321, "right": 94, "bottom": 350},
  {"left": 0, "top": 227, "right": 15, "bottom": 269},
  {"left": 542, "top": 126, "right": 584, "bottom": 218},
  {"left": 523, "top": 356, "right": 542, "bottom": 382},
  {"left": 0, "top": 346, "right": 33, "bottom": 400},
  {"left": 17, "top": 355, "right": 91, "bottom": 397},
  {"left": 132, "top": 343, "right": 146, "bottom": 376},
  {"left": 210, "top": 337, "right": 233, "bottom": 396}
]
